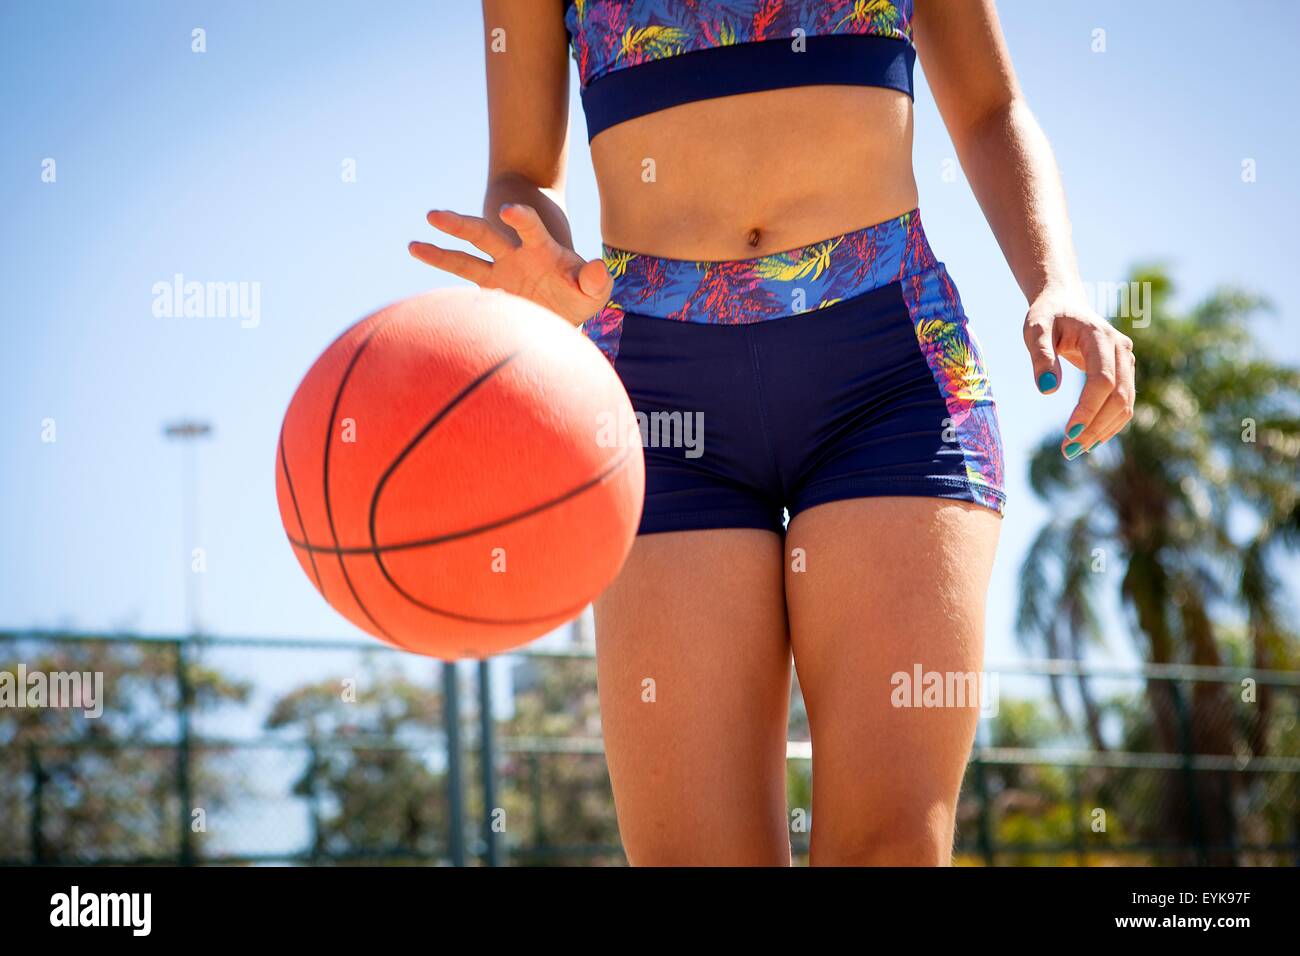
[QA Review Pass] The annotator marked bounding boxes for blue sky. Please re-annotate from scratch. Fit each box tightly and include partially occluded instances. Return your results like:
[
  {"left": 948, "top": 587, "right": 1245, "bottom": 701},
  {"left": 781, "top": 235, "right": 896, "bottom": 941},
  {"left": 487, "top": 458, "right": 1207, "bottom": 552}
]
[{"left": 3, "top": 0, "right": 1298, "bottom": 670}]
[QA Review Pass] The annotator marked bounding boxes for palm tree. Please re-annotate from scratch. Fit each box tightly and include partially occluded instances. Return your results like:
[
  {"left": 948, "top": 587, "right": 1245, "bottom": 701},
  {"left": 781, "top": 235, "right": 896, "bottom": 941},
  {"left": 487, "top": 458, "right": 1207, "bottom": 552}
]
[{"left": 1017, "top": 266, "right": 1300, "bottom": 861}]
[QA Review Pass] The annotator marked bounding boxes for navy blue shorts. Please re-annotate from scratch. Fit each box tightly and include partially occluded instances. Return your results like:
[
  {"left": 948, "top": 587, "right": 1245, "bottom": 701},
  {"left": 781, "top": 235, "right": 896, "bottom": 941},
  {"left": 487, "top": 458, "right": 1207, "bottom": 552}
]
[{"left": 581, "top": 211, "right": 1006, "bottom": 535}]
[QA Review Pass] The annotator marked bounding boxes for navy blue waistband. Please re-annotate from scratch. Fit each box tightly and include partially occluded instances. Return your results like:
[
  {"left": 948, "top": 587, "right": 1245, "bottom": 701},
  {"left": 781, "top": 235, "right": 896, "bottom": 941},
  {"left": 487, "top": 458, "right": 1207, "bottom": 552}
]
[{"left": 580, "top": 34, "right": 915, "bottom": 140}]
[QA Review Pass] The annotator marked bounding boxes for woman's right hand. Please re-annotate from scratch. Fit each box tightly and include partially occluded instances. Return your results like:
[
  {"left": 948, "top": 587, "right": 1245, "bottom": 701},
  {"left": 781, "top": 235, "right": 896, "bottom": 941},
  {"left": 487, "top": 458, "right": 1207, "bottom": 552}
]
[{"left": 409, "top": 204, "right": 613, "bottom": 327}]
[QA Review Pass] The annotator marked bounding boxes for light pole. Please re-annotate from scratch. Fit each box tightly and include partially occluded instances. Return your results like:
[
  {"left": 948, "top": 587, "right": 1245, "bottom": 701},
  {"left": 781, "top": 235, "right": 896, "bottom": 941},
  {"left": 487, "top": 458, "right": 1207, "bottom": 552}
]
[
  {"left": 163, "top": 419, "right": 211, "bottom": 865},
  {"left": 163, "top": 420, "right": 212, "bottom": 637}
]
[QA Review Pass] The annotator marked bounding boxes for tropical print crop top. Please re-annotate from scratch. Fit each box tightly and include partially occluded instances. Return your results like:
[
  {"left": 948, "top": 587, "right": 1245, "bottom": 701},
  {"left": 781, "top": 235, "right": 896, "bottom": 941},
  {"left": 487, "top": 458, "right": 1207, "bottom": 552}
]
[{"left": 564, "top": 0, "right": 916, "bottom": 139}]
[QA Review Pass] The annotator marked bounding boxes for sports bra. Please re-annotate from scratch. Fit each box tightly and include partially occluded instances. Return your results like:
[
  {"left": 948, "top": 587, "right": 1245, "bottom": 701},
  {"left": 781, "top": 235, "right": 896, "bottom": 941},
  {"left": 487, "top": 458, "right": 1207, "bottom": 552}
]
[{"left": 564, "top": 0, "right": 916, "bottom": 139}]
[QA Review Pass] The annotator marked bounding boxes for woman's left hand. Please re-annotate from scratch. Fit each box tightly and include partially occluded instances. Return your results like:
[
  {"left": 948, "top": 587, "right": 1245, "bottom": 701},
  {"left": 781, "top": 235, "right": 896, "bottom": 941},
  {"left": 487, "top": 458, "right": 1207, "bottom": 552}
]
[{"left": 1023, "top": 289, "right": 1136, "bottom": 459}]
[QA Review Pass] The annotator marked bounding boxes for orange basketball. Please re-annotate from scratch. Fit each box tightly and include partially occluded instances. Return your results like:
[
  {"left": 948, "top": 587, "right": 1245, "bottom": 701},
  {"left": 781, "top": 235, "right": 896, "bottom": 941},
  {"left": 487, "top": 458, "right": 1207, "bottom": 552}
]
[{"left": 275, "top": 288, "right": 644, "bottom": 659}]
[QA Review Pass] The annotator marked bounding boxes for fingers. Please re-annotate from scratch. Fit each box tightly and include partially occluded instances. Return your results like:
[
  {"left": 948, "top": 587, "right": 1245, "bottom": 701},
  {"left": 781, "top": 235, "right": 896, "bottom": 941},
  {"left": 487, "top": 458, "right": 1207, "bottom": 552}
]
[
  {"left": 577, "top": 257, "right": 613, "bottom": 304},
  {"left": 425, "top": 210, "right": 512, "bottom": 259},
  {"left": 1062, "top": 331, "right": 1135, "bottom": 459},
  {"left": 1081, "top": 339, "right": 1136, "bottom": 450},
  {"left": 407, "top": 241, "right": 493, "bottom": 285},
  {"left": 1023, "top": 306, "right": 1063, "bottom": 394},
  {"left": 414, "top": 209, "right": 509, "bottom": 283},
  {"left": 1025, "top": 299, "right": 1137, "bottom": 461},
  {"left": 498, "top": 203, "right": 554, "bottom": 248},
  {"left": 1060, "top": 328, "right": 1118, "bottom": 459}
]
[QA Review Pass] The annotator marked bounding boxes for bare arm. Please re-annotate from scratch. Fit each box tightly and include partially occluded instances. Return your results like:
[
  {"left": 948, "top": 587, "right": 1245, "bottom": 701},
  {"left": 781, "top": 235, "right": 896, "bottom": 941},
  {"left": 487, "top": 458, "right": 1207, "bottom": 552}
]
[
  {"left": 915, "top": 0, "right": 1134, "bottom": 455},
  {"left": 409, "top": 2, "right": 611, "bottom": 325},
  {"left": 915, "top": 0, "right": 1078, "bottom": 302},
  {"left": 481, "top": 0, "right": 574, "bottom": 249}
]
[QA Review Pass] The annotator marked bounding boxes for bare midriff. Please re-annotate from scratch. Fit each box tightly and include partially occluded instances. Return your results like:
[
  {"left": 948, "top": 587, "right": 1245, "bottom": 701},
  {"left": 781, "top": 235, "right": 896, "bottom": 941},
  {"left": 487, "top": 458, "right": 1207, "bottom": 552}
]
[{"left": 588, "top": 84, "right": 919, "bottom": 261}]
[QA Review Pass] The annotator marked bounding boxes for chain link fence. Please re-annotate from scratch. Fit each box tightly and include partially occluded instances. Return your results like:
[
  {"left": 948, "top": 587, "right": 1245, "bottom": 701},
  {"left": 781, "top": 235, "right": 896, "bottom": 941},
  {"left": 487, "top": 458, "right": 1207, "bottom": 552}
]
[{"left": 1, "top": 630, "right": 1296, "bottom": 865}]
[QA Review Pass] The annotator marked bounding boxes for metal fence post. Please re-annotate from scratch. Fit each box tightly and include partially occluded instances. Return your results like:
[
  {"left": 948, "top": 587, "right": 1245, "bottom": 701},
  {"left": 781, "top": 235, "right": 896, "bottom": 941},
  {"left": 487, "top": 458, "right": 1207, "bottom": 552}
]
[
  {"left": 1069, "top": 765, "right": 1088, "bottom": 866},
  {"left": 1167, "top": 679, "right": 1207, "bottom": 865},
  {"left": 28, "top": 743, "right": 44, "bottom": 865},
  {"left": 175, "top": 639, "right": 196, "bottom": 865},
  {"left": 970, "top": 750, "right": 996, "bottom": 866},
  {"left": 1218, "top": 765, "right": 1239, "bottom": 866},
  {"left": 478, "top": 660, "right": 500, "bottom": 867},
  {"left": 306, "top": 737, "right": 324, "bottom": 864},
  {"left": 529, "top": 752, "right": 546, "bottom": 850},
  {"left": 442, "top": 661, "right": 466, "bottom": 866}
]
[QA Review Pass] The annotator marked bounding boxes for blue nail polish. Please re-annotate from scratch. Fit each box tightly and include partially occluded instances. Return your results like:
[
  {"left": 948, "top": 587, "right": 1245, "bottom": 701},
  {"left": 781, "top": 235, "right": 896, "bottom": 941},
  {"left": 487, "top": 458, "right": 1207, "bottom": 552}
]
[
  {"left": 1088, "top": 441, "right": 1100, "bottom": 452},
  {"left": 1064, "top": 442, "right": 1083, "bottom": 459},
  {"left": 1037, "top": 371, "right": 1058, "bottom": 393},
  {"left": 1067, "top": 423, "right": 1084, "bottom": 439}
]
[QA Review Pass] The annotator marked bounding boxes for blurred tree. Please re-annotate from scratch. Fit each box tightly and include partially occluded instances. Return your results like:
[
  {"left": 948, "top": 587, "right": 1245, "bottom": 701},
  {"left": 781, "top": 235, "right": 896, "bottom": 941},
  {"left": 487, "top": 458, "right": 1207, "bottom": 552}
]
[
  {"left": 0, "top": 636, "right": 250, "bottom": 863},
  {"left": 1017, "top": 267, "right": 1300, "bottom": 860},
  {"left": 493, "top": 656, "right": 621, "bottom": 864},
  {"left": 265, "top": 660, "right": 446, "bottom": 862},
  {"left": 962, "top": 698, "right": 1089, "bottom": 865}
]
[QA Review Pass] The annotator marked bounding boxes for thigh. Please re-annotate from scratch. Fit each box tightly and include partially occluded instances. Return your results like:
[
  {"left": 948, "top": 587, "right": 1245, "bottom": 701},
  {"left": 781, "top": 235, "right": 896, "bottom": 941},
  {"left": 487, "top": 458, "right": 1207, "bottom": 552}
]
[
  {"left": 785, "top": 497, "right": 1000, "bottom": 866},
  {"left": 594, "top": 528, "right": 792, "bottom": 866}
]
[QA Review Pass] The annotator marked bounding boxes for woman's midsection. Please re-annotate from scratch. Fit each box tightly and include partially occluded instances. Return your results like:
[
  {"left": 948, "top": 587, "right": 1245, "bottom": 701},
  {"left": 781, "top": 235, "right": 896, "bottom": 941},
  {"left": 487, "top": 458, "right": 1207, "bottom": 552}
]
[{"left": 589, "top": 85, "right": 917, "bottom": 261}]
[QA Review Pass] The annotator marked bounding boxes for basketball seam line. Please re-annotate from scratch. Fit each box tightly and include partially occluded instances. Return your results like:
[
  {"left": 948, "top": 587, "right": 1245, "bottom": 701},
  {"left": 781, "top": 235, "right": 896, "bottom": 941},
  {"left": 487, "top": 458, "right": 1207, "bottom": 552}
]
[
  {"left": 365, "top": 348, "right": 591, "bottom": 627},
  {"left": 287, "top": 445, "right": 632, "bottom": 556},
  {"left": 320, "top": 315, "right": 408, "bottom": 649},
  {"left": 278, "top": 425, "right": 323, "bottom": 592},
  {"left": 295, "top": 447, "right": 632, "bottom": 627},
  {"left": 363, "top": 451, "right": 634, "bottom": 627}
]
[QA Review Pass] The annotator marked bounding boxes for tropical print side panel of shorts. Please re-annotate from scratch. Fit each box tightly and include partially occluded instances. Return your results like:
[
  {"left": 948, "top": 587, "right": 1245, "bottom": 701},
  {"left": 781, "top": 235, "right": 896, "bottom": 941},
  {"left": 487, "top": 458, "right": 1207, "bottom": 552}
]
[
  {"left": 901, "top": 265, "right": 1006, "bottom": 513},
  {"left": 565, "top": 0, "right": 914, "bottom": 88}
]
